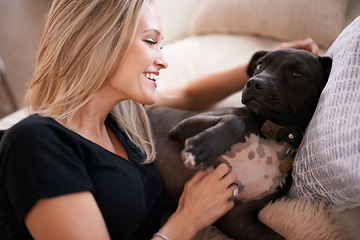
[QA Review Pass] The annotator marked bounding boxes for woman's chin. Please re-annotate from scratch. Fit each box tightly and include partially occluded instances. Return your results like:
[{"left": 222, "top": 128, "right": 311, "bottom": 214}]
[{"left": 137, "top": 94, "right": 156, "bottom": 106}]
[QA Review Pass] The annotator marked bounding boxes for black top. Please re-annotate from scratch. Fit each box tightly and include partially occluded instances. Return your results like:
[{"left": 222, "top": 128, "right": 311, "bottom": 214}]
[{"left": 0, "top": 114, "right": 165, "bottom": 240}]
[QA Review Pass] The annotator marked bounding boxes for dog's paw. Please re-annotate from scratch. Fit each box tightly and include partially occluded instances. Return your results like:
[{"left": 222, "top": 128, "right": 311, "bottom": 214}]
[
  {"left": 181, "top": 136, "right": 220, "bottom": 169},
  {"left": 181, "top": 148, "right": 200, "bottom": 169},
  {"left": 181, "top": 141, "right": 205, "bottom": 169}
]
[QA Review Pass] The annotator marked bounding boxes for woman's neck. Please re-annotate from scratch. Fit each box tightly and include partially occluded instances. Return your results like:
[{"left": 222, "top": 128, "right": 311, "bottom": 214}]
[
  {"left": 61, "top": 91, "right": 115, "bottom": 149},
  {"left": 60, "top": 86, "right": 128, "bottom": 158}
]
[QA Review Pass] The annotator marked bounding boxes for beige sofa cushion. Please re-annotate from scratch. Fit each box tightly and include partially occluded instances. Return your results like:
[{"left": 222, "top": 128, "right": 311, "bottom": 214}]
[{"left": 188, "top": 0, "right": 349, "bottom": 48}]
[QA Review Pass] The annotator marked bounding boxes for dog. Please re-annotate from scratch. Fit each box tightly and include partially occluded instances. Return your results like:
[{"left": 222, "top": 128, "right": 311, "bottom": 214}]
[{"left": 147, "top": 48, "right": 332, "bottom": 240}]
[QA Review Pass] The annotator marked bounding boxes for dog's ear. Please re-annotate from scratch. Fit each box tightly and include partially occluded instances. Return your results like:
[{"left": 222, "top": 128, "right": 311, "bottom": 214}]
[
  {"left": 319, "top": 56, "right": 333, "bottom": 88},
  {"left": 246, "top": 50, "right": 268, "bottom": 77},
  {"left": 319, "top": 56, "right": 332, "bottom": 77}
]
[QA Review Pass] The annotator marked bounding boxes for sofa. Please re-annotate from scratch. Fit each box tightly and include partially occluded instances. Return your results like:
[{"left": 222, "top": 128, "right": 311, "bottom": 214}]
[{"left": 0, "top": 0, "right": 359, "bottom": 239}]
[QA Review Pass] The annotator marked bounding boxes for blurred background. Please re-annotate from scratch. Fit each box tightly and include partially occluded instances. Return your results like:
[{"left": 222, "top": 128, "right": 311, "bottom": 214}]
[{"left": 0, "top": 0, "right": 50, "bottom": 118}]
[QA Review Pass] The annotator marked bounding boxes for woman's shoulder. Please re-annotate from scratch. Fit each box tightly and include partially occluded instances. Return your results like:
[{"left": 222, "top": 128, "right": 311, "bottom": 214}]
[
  {"left": 13, "top": 114, "right": 56, "bottom": 126},
  {"left": 6, "top": 114, "right": 58, "bottom": 133},
  {"left": 0, "top": 114, "right": 89, "bottom": 167},
  {"left": 3, "top": 114, "right": 67, "bottom": 144}
]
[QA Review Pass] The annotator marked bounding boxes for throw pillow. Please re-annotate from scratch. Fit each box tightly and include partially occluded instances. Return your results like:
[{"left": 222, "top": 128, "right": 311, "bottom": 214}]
[
  {"left": 188, "top": 0, "right": 349, "bottom": 48},
  {"left": 288, "top": 16, "right": 360, "bottom": 212}
]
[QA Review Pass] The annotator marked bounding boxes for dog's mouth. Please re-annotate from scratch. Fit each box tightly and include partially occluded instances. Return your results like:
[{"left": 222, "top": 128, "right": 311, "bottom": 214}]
[
  {"left": 242, "top": 91, "right": 268, "bottom": 109},
  {"left": 242, "top": 94, "right": 291, "bottom": 122},
  {"left": 243, "top": 99, "right": 264, "bottom": 111},
  {"left": 243, "top": 98, "right": 268, "bottom": 117}
]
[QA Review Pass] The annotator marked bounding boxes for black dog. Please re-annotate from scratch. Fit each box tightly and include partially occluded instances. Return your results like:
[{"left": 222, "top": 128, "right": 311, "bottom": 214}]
[{"left": 147, "top": 49, "right": 332, "bottom": 240}]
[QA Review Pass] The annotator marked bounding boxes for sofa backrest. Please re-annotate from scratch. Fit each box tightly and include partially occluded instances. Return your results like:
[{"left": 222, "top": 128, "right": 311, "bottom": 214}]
[{"left": 155, "top": 0, "right": 203, "bottom": 44}]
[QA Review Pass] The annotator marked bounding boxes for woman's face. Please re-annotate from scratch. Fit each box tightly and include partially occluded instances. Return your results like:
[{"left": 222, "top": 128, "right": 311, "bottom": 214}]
[{"left": 109, "top": 2, "right": 168, "bottom": 105}]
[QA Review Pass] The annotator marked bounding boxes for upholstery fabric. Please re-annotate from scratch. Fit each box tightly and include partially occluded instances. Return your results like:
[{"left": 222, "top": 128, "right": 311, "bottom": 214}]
[
  {"left": 289, "top": 16, "right": 360, "bottom": 212},
  {"left": 188, "top": 0, "right": 349, "bottom": 48}
]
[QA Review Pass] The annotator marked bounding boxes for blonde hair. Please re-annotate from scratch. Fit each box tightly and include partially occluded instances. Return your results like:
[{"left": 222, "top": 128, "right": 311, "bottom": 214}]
[{"left": 26, "top": 0, "right": 156, "bottom": 163}]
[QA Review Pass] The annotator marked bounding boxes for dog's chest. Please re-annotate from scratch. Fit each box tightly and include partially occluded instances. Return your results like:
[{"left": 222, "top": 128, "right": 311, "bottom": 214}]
[{"left": 219, "top": 133, "right": 290, "bottom": 201}]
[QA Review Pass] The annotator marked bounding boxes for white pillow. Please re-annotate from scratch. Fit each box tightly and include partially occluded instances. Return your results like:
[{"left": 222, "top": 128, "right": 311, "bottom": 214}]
[
  {"left": 289, "top": 16, "right": 360, "bottom": 212},
  {"left": 188, "top": 0, "right": 349, "bottom": 48}
]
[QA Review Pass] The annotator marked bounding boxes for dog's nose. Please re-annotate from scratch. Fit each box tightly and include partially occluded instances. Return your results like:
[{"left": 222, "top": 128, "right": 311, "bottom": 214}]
[{"left": 246, "top": 78, "right": 267, "bottom": 90}]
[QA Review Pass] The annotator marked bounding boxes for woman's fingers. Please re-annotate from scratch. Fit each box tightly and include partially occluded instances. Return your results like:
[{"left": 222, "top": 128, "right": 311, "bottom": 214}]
[
  {"left": 176, "top": 163, "right": 239, "bottom": 232},
  {"left": 276, "top": 38, "right": 320, "bottom": 55},
  {"left": 186, "top": 163, "right": 238, "bottom": 202}
]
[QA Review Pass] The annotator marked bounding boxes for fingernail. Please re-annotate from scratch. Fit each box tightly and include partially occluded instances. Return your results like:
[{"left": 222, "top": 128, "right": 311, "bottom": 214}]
[
  {"left": 206, "top": 166, "right": 214, "bottom": 172},
  {"left": 305, "top": 37, "right": 313, "bottom": 43}
]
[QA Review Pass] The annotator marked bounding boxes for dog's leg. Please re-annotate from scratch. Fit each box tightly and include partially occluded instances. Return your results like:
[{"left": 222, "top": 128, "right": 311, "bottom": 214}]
[
  {"left": 168, "top": 115, "right": 223, "bottom": 144},
  {"left": 168, "top": 107, "right": 253, "bottom": 144},
  {"left": 169, "top": 108, "right": 261, "bottom": 169},
  {"left": 182, "top": 114, "right": 246, "bottom": 168},
  {"left": 147, "top": 107, "right": 199, "bottom": 207},
  {"left": 216, "top": 205, "right": 286, "bottom": 240},
  {"left": 215, "top": 171, "right": 292, "bottom": 240}
]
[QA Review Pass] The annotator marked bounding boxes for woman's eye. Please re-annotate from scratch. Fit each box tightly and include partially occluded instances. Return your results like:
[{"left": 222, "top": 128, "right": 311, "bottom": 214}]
[
  {"left": 291, "top": 72, "right": 304, "bottom": 78},
  {"left": 145, "top": 39, "right": 158, "bottom": 46}
]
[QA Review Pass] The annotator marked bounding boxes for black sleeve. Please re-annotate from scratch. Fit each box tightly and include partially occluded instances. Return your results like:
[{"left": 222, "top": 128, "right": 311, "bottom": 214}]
[{"left": 0, "top": 117, "right": 94, "bottom": 224}]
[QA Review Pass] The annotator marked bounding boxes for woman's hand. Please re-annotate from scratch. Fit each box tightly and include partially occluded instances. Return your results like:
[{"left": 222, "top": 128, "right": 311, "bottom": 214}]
[
  {"left": 154, "top": 163, "right": 238, "bottom": 240},
  {"left": 275, "top": 38, "right": 320, "bottom": 55},
  {"left": 177, "top": 164, "right": 237, "bottom": 228}
]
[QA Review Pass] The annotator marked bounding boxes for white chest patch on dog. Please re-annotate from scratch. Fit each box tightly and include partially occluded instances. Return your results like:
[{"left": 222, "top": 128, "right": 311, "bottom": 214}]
[{"left": 219, "top": 133, "right": 290, "bottom": 202}]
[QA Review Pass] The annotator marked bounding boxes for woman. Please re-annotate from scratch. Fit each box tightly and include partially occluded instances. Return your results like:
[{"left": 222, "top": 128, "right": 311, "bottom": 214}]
[{"left": 0, "top": 0, "right": 237, "bottom": 239}]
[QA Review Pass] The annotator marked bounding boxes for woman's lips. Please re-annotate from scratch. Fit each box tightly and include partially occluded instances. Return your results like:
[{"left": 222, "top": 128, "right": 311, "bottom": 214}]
[{"left": 144, "top": 72, "right": 159, "bottom": 87}]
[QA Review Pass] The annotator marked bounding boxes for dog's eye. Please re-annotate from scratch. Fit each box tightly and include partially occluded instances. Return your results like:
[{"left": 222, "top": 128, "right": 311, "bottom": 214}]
[
  {"left": 291, "top": 72, "right": 304, "bottom": 78},
  {"left": 256, "top": 61, "right": 262, "bottom": 70}
]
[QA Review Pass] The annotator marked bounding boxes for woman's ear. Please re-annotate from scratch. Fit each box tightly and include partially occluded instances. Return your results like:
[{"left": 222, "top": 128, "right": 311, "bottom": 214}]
[{"left": 246, "top": 51, "right": 268, "bottom": 77}]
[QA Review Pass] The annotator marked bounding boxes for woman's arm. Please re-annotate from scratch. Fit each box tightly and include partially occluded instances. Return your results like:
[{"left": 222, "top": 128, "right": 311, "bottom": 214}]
[
  {"left": 155, "top": 38, "right": 320, "bottom": 111},
  {"left": 25, "top": 191, "right": 111, "bottom": 240},
  {"left": 155, "top": 64, "right": 248, "bottom": 111},
  {"left": 153, "top": 164, "right": 238, "bottom": 240},
  {"left": 25, "top": 165, "right": 236, "bottom": 240}
]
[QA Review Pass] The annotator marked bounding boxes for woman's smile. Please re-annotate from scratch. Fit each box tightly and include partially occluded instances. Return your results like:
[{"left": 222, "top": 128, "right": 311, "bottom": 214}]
[{"left": 144, "top": 71, "right": 159, "bottom": 88}]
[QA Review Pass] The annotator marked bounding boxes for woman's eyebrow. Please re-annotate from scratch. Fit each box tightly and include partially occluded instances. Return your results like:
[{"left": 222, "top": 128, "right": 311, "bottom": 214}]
[
  {"left": 144, "top": 28, "right": 161, "bottom": 36},
  {"left": 143, "top": 28, "right": 165, "bottom": 40}
]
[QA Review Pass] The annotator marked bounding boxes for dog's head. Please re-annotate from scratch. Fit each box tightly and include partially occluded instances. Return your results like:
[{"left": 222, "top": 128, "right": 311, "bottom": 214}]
[{"left": 243, "top": 49, "right": 332, "bottom": 129}]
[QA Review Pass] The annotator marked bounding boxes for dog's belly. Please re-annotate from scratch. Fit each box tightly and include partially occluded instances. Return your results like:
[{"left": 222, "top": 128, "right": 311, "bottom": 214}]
[{"left": 220, "top": 134, "right": 290, "bottom": 201}]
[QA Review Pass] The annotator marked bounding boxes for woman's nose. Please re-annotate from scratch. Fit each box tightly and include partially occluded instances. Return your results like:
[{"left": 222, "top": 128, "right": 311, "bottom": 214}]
[{"left": 155, "top": 51, "right": 168, "bottom": 69}]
